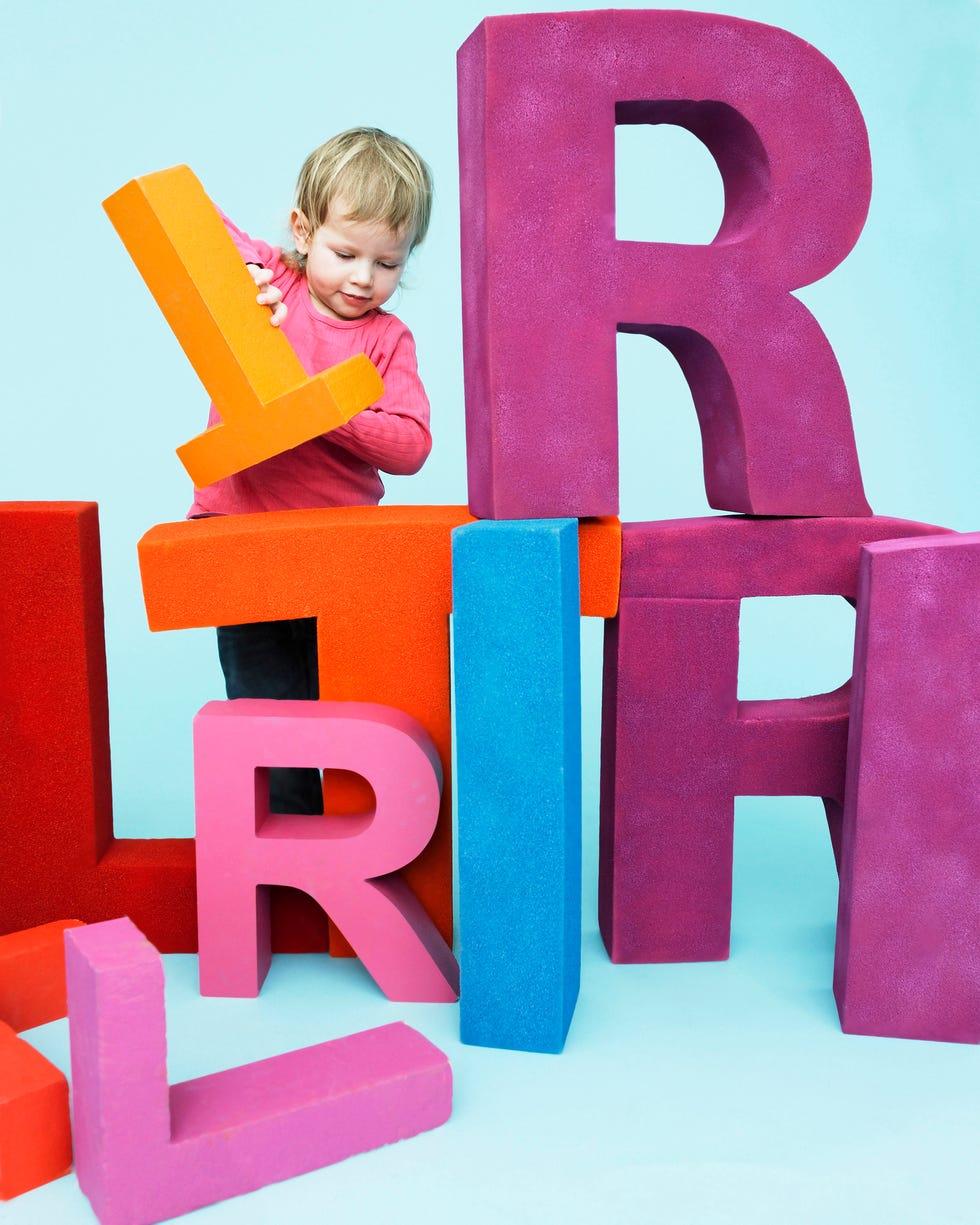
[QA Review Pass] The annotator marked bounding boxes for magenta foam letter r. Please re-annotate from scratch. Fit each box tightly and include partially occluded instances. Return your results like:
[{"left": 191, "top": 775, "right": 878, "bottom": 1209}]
[{"left": 458, "top": 10, "right": 872, "bottom": 519}]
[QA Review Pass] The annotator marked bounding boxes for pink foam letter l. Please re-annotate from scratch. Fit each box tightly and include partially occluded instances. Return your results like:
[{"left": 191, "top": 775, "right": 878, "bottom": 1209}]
[
  {"left": 459, "top": 10, "right": 872, "bottom": 519},
  {"left": 65, "top": 918, "right": 453, "bottom": 1225}
]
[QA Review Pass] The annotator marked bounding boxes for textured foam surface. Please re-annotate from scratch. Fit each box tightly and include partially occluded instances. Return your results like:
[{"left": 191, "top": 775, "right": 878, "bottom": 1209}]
[
  {"left": 0, "top": 920, "right": 84, "bottom": 1033},
  {"left": 0, "top": 502, "right": 197, "bottom": 951},
  {"left": 618, "top": 515, "right": 955, "bottom": 598},
  {"left": 0, "top": 1021, "right": 72, "bottom": 1200},
  {"left": 194, "top": 699, "right": 458, "bottom": 1001},
  {"left": 834, "top": 533, "right": 980, "bottom": 1043},
  {"left": 458, "top": 10, "right": 873, "bottom": 519},
  {"left": 103, "top": 166, "right": 380, "bottom": 486},
  {"left": 453, "top": 520, "right": 582, "bottom": 1052},
  {"left": 65, "top": 918, "right": 452, "bottom": 1225},
  {"left": 578, "top": 516, "right": 623, "bottom": 618},
  {"left": 0, "top": 922, "right": 78, "bottom": 1199},
  {"left": 599, "top": 515, "right": 955, "bottom": 964}
]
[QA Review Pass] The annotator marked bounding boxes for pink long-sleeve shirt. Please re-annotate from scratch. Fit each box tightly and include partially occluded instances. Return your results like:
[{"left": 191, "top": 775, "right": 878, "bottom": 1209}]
[{"left": 188, "top": 214, "right": 431, "bottom": 517}]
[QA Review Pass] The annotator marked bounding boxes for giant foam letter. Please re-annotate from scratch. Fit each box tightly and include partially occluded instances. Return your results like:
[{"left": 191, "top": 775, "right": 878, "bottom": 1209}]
[
  {"left": 458, "top": 11, "right": 872, "bottom": 518},
  {"left": 0, "top": 921, "right": 80, "bottom": 1199},
  {"left": 453, "top": 519, "right": 590, "bottom": 1052},
  {"left": 66, "top": 918, "right": 452, "bottom": 1224},
  {"left": 835, "top": 533, "right": 980, "bottom": 1043},
  {"left": 600, "top": 516, "right": 953, "bottom": 964},
  {"left": 0, "top": 502, "right": 197, "bottom": 950},
  {"left": 104, "top": 165, "right": 382, "bottom": 487},
  {"left": 0, "top": 920, "right": 83, "bottom": 1033},
  {"left": 194, "top": 699, "right": 458, "bottom": 1001},
  {"left": 0, "top": 1024, "right": 72, "bottom": 1200}
]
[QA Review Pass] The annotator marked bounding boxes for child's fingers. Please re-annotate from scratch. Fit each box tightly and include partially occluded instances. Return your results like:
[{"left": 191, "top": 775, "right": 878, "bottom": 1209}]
[
  {"left": 247, "top": 265, "right": 286, "bottom": 325},
  {"left": 263, "top": 298, "right": 288, "bottom": 326}
]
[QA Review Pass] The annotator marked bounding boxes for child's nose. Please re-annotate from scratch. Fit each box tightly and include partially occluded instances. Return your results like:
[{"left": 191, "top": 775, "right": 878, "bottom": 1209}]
[{"left": 349, "top": 259, "right": 374, "bottom": 286}]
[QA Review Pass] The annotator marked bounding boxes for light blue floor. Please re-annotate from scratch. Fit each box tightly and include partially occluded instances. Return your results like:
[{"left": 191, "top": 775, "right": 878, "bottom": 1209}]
[{"left": 10, "top": 799, "right": 977, "bottom": 1225}]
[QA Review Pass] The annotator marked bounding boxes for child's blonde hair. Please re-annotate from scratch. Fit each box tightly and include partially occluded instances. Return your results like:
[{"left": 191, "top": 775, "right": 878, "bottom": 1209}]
[{"left": 291, "top": 127, "right": 433, "bottom": 259}]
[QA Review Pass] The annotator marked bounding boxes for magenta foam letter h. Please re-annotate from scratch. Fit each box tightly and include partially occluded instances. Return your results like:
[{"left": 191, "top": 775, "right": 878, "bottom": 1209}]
[{"left": 600, "top": 516, "right": 953, "bottom": 964}]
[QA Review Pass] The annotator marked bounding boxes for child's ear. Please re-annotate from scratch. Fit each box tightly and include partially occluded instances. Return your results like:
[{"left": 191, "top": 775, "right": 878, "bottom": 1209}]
[{"left": 291, "top": 209, "right": 312, "bottom": 254}]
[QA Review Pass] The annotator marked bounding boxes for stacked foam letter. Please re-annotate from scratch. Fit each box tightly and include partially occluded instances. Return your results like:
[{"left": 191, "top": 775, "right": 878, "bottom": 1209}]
[{"left": 454, "top": 10, "right": 980, "bottom": 1050}]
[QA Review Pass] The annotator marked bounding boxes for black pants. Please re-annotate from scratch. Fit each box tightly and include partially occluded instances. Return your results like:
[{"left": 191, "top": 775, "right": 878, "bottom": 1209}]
[{"left": 216, "top": 617, "right": 324, "bottom": 814}]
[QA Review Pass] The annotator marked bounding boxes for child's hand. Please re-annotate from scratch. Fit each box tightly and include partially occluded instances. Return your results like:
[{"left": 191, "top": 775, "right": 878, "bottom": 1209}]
[{"left": 246, "top": 263, "right": 287, "bottom": 327}]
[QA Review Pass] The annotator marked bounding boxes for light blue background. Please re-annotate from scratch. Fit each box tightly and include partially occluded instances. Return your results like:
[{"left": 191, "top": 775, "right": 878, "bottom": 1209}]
[{"left": 2, "top": 2, "right": 977, "bottom": 1222}]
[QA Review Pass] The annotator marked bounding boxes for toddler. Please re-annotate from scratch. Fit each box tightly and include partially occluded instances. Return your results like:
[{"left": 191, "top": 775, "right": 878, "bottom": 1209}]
[{"left": 188, "top": 127, "right": 434, "bottom": 814}]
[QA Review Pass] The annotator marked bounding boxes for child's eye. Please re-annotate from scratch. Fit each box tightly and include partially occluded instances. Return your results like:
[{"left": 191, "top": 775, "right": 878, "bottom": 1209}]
[
  {"left": 378, "top": 262, "right": 401, "bottom": 271},
  {"left": 333, "top": 251, "right": 354, "bottom": 261}
]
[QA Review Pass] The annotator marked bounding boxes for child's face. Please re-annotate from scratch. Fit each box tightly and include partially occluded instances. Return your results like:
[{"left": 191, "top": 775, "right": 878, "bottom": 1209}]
[{"left": 292, "top": 199, "right": 413, "bottom": 321}]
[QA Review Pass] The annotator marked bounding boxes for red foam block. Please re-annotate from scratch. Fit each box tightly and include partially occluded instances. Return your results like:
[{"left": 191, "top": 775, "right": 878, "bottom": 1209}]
[
  {"left": 0, "top": 502, "right": 197, "bottom": 950},
  {"left": 0, "top": 1021, "right": 72, "bottom": 1200},
  {"left": 0, "top": 920, "right": 84, "bottom": 1033},
  {"left": 0, "top": 919, "right": 79, "bottom": 1199}
]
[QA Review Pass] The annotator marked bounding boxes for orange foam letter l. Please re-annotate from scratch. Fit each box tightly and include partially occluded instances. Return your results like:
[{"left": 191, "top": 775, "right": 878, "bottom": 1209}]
[{"left": 103, "top": 165, "right": 382, "bottom": 487}]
